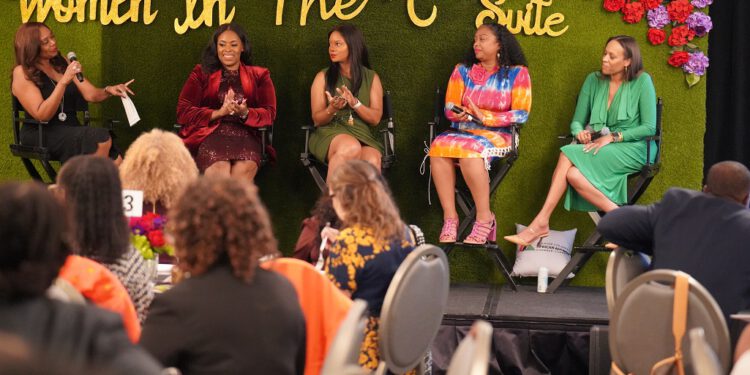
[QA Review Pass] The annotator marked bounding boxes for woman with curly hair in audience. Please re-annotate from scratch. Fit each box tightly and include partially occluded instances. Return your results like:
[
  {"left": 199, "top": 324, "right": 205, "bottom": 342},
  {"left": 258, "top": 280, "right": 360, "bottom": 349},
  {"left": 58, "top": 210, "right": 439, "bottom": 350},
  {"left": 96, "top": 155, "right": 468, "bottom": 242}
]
[
  {"left": 141, "top": 176, "right": 306, "bottom": 374},
  {"left": 325, "top": 160, "right": 416, "bottom": 371},
  {"left": 56, "top": 155, "right": 153, "bottom": 325},
  {"left": 0, "top": 181, "right": 161, "bottom": 374},
  {"left": 119, "top": 128, "right": 199, "bottom": 215}
]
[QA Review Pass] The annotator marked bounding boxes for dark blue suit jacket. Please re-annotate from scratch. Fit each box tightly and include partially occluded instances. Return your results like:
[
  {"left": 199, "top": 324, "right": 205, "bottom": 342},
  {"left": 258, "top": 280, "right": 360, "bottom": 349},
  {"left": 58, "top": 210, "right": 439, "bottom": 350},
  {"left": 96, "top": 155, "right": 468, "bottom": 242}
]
[{"left": 598, "top": 187, "right": 750, "bottom": 322}]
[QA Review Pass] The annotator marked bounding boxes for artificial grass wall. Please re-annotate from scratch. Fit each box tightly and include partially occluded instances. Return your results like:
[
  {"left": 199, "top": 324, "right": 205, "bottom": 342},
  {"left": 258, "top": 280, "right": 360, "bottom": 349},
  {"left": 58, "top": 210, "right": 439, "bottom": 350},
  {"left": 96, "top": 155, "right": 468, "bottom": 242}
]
[{"left": 2, "top": 1, "right": 706, "bottom": 286}]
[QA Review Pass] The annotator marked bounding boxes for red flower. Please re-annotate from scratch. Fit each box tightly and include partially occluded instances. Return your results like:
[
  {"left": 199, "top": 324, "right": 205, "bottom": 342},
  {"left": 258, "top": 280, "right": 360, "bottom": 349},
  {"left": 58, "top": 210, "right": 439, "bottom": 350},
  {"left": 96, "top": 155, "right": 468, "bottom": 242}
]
[
  {"left": 604, "top": 0, "right": 625, "bottom": 12},
  {"left": 140, "top": 212, "right": 157, "bottom": 231},
  {"left": 667, "top": 0, "right": 694, "bottom": 23},
  {"left": 668, "top": 51, "right": 690, "bottom": 67},
  {"left": 147, "top": 230, "right": 166, "bottom": 247},
  {"left": 642, "top": 0, "right": 661, "bottom": 10},
  {"left": 647, "top": 28, "right": 666, "bottom": 45},
  {"left": 622, "top": 1, "right": 645, "bottom": 24},
  {"left": 668, "top": 25, "right": 695, "bottom": 46}
]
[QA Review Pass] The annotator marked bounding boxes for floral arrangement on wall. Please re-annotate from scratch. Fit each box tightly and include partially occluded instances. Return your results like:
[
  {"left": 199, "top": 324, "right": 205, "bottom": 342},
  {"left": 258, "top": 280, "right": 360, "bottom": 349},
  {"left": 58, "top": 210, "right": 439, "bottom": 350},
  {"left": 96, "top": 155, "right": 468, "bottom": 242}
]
[{"left": 604, "top": 0, "right": 712, "bottom": 87}]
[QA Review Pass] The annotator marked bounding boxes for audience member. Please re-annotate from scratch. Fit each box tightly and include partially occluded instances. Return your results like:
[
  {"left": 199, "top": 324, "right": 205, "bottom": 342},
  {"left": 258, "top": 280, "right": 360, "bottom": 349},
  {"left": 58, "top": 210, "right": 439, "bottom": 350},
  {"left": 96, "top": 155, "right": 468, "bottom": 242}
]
[
  {"left": 177, "top": 23, "right": 276, "bottom": 181},
  {"left": 325, "top": 160, "right": 416, "bottom": 371},
  {"left": 293, "top": 194, "right": 342, "bottom": 265},
  {"left": 141, "top": 177, "right": 306, "bottom": 374},
  {"left": 56, "top": 155, "right": 153, "bottom": 324},
  {"left": 309, "top": 24, "right": 384, "bottom": 181},
  {"left": 119, "top": 128, "right": 199, "bottom": 215},
  {"left": 0, "top": 182, "right": 161, "bottom": 374},
  {"left": 598, "top": 161, "right": 750, "bottom": 322}
]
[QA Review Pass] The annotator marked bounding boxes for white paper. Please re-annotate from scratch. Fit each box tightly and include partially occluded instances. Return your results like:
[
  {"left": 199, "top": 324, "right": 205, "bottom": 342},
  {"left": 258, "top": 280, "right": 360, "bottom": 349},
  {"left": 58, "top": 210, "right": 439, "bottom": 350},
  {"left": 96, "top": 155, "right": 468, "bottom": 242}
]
[
  {"left": 121, "top": 94, "right": 141, "bottom": 126},
  {"left": 730, "top": 313, "right": 750, "bottom": 322},
  {"left": 122, "top": 189, "right": 144, "bottom": 217}
]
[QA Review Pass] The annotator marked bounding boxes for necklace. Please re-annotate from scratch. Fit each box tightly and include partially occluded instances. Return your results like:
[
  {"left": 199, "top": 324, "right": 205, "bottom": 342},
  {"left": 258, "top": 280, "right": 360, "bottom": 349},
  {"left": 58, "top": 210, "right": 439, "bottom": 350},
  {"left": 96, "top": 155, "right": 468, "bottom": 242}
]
[{"left": 48, "top": 76, "right": 67, "bottom": 122}]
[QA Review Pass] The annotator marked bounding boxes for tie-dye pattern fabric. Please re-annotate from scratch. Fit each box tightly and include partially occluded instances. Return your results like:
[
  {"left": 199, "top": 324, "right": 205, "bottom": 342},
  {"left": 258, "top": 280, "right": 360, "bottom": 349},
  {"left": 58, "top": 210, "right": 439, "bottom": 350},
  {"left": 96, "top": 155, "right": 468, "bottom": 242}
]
[{"left": 428, "top": 64, "right": 532, "bottom": 169}]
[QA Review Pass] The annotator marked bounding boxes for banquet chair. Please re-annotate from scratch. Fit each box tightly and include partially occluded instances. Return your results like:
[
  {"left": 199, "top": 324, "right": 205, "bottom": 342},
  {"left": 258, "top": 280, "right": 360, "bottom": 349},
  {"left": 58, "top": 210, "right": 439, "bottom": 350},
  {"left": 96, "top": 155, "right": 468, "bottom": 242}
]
[
  {"left": 425, "top": 87, "right": 520, "bottom": 290},
  {"left": 375, "top": 244, "right": 450, "bottom": 375},
  {"left": 609, "top": 270, "right": 730, "bottom": 375},
  {"left": 547, "top": 97, "right": 663, "bottom": 293},
  {"left": 689, "top": 327, "right": 724, "bottom": 375},
  {"left": 46, "top": 278, "right": 86, "bottom": 304},
  {"left": 10, "top": 95, "right": 119, "bottom": 183},
  {"left": 320, "top": 299, "right": 369, "bottom": 375},
  {"left": 446, "top": 320, "right": 493, "bottom": 375},
  {"left": 301, "top": 91, "right": 396, "bottom": 192},
  {"left": 605, "top": 247, "right": 651, "bottom": 314}
]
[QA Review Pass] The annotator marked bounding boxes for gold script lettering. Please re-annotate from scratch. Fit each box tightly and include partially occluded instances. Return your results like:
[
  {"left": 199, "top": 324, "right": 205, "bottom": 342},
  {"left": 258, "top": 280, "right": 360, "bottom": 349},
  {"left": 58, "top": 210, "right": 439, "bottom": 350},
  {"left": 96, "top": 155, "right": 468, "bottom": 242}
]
[
  {"left": 174, "top": 0, "right": 235, "bottom": 35},
  {"left": 276, "top": 0, "right": 368, "bottom": 26},
  {"left": 407, "top": 0, "right": 436, "bottom": 27},
  {"left": 476, "top": 0, "right": 568, "bottom": 37},
  {"left": 20, "top": 0, "right": 157, "bottom": 25}
]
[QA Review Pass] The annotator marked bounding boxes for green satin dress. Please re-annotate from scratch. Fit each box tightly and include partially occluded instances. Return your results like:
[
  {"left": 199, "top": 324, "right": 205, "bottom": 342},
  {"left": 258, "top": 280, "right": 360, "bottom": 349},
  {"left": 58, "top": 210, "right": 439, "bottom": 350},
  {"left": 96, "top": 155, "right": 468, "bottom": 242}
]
[
  {"left": 308, "top": 67, "right": 384, "bottom": 162},
  {"left": 561, "top": 72, "right": 657, "bottom": 212}
]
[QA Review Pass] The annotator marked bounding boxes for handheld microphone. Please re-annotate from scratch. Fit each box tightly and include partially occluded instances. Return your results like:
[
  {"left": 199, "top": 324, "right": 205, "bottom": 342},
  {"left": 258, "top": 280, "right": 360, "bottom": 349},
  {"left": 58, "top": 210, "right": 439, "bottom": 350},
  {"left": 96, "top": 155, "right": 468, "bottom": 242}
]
[
  {"left": 66, "top": 52, "right": 84, "bottom": 82},
  {"left": 446, "top": 102, "right": 483, "bottom": 126}
]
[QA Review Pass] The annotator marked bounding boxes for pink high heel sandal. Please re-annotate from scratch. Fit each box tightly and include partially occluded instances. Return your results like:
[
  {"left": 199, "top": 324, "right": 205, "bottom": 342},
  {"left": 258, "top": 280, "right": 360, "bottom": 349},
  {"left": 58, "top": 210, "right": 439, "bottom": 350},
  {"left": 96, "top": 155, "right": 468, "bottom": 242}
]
[
  {"left": 439, "top": 218, "right": 459, "bottom": 243},
  {"left": 463, "top": 215, "right": 496, "bottom": 245}
]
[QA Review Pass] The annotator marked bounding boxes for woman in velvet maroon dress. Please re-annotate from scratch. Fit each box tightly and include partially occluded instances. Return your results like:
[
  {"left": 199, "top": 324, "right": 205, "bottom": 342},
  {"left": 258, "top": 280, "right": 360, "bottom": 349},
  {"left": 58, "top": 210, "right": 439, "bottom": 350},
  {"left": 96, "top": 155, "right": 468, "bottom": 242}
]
[{"left": 177, "top": 23, "right": 276, "bottom": 181}]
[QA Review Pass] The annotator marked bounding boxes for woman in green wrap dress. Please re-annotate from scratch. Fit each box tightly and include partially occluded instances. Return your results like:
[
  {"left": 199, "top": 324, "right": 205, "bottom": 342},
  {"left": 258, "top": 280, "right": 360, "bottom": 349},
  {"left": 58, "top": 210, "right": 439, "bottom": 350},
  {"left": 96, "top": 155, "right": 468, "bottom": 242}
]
[
  {"left": 309, "top": 24, "right": 384, "bottom": 182},
  {"left": 505, "top": 35, "right": 657, "bottom": 246}
]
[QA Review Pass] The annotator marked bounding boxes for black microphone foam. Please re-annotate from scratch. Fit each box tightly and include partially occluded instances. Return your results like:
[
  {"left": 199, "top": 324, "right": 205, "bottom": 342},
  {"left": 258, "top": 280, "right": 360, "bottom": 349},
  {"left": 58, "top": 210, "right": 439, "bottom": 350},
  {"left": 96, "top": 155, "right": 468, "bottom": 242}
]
[
  {"left": 446, "top": 102, "right": 483, "bottom": 126},
  {"left": 383, "top": 90, "right": 393, "bottom": 120},
  {"left": 66, "top": 51, "right": 84, "bottom": 82}
]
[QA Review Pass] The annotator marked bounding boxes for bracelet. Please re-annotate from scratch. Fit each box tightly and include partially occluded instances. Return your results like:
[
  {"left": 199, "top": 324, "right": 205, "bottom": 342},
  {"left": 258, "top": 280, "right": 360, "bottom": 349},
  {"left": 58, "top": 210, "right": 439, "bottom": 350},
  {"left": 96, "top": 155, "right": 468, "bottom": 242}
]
[
  {"left": 239, "top": 111, "right": 248, "bottom": 120},
  {"left": 104, "top": 86, "right": 112, "bottom": 97},
  {"left": 326, "top": 106, "right": 337, "bottom": 116},
  {"left": 352, "top": 100, "right": 363, "bottom": 110}
]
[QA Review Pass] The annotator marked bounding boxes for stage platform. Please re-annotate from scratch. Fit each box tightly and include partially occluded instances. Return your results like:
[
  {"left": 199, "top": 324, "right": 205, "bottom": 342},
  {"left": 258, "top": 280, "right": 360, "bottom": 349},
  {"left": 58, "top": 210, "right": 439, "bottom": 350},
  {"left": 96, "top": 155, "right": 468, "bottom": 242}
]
[{"left": 430, "top": 283, "right": 609, "bottom": 375}]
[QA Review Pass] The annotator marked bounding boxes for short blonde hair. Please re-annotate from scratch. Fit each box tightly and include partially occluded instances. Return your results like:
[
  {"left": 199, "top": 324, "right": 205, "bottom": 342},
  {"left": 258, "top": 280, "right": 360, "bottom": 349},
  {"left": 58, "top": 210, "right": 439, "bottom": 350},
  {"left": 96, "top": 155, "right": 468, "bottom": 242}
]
[
  {"left": 329, "top": 160, "right": 404, "bottom": 242},
  {"left": 119, "top": 129, "right": 198, "bottom": 210}
]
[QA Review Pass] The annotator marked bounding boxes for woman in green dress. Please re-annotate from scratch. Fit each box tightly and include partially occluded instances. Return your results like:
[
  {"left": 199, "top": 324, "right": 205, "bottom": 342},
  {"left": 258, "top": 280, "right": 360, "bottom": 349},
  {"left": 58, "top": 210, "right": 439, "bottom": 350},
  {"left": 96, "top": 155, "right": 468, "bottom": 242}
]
[
  {"left": 505, "top": 35, "right": 657, "bottom": 246},
  {"left": 309, "top": 24, "right": 384, "bottom": 182}
]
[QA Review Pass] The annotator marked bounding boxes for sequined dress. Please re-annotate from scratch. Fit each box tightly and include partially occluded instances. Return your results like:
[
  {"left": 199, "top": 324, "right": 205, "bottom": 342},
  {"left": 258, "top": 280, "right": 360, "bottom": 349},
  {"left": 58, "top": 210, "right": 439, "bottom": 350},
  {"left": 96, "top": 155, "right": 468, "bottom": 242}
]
[{"left": 194, "top": 69, "right": 263, "bottom": 171}]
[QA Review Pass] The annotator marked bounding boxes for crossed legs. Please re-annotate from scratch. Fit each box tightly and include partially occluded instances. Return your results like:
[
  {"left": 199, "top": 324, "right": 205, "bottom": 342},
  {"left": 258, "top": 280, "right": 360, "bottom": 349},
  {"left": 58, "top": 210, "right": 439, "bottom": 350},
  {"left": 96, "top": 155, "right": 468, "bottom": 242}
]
[
  {"left": 326, "top": 134, "right": 381, "bottom": 181},
  {"left": 94, "top": 138, "right": 122, "bottom": 166},
  {"left": 512, "top": 152, "right": 618, "bottom": 243}
]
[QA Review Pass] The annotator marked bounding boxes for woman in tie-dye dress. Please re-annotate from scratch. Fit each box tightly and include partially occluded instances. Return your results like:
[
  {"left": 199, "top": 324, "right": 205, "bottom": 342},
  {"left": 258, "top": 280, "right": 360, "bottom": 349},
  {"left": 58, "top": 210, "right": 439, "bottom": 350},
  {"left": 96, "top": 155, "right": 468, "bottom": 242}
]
[{"left": 429, "top": 23, "right": 532, "bottom": 245}]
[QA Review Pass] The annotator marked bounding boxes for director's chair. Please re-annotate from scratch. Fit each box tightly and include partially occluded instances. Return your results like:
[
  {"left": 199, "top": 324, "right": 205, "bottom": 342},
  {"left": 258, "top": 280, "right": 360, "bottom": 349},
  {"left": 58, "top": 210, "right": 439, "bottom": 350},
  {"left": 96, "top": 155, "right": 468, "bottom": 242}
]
[
  {"left": 300, "top": 91, "right": 396, "bottom": 192},
  {"left": 426, "top": 87, "right": 520, "bottom": 291},
  {"left": 546, "top": 97, "right": 663, "bottom": 293},
  {"left": 10, "top": 95, "right": 120, "bottom": 183}
]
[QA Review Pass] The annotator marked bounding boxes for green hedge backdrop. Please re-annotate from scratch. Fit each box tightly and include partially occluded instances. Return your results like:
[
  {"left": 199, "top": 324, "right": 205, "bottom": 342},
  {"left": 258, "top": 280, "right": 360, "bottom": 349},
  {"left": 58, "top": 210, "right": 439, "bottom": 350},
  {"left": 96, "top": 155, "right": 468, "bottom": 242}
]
[{"left": 0, "top": 1, "right": 707, "bottom": 286}]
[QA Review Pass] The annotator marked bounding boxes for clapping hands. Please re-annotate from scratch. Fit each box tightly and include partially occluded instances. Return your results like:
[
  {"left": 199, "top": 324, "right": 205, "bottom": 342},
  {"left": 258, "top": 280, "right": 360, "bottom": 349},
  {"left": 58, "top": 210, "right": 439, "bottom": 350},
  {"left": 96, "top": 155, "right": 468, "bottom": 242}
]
[{"left": 220, "top": 88, "right": 248, "bottom": 118}]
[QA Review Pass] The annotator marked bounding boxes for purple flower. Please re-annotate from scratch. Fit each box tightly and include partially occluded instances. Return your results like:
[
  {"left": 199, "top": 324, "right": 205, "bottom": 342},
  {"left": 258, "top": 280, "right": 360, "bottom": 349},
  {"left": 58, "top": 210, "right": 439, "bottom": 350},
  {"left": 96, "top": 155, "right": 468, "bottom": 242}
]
[
  {"left": 691, "top": 0, "right": 712, "bottom": 9},
  {"left": 647, "top": 6, "right": 670, "bottom": 29},
  {"left": 683, "top": 51, "right": 709, "bottom": 76},
  {"left": 686, "top": 12, "right": 712, "bottom": 37}
]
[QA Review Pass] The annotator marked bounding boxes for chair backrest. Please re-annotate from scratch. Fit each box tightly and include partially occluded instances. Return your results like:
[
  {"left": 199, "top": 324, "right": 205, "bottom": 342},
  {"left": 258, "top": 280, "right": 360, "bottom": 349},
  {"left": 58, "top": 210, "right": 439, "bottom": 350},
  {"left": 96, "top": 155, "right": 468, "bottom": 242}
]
[
  {"left": 605, "top": 248, "right": 651, "bottom": 314},
  {"left": 46, "top": 277, "right": 86, "bottom": 304},
  {"left": 320, "top": 299, "right": 369, "bottom": 375},
  {"left": 446, "top": 320, "right": 493, "bottom": 375},
  {"left": 378, "top": 244, "right": 450, "bottom": 374},
  {"left": 610, "top": 270, "right": 730, "bottom": 375},
  {"left": 689, "top": 327, "right": 723, "bottom": 375}
]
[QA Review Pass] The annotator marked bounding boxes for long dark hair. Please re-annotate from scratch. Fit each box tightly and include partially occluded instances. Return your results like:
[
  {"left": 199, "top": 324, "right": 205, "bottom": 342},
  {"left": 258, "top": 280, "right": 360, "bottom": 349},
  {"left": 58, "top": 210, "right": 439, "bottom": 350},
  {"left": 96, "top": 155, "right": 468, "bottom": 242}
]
[
  {"left": 13, "top": 22, "right": 67, "bottom": 86},
  {"left": 601, "top": 35, "right": 644, "bottom": 81},
  {"left": 201, "top": 23, "right": 253, "bottom": 74},
  {"left": 463, "top": 23, "right": 528, "bottom": 73},
  {"left": 57, "top": 156, "right": 130, "bottom": 265},
  {"left": 0, "top": 182, "right": 71, "bottom": 300},
  {"left": 325, "top": 24, "right": 371, "bottom": 97}
]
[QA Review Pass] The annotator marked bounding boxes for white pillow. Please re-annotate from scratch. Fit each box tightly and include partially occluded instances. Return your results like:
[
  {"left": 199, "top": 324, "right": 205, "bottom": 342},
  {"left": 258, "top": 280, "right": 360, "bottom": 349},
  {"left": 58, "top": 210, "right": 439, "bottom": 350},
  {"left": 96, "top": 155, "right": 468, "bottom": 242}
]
[{"left": 510, "top": 224, "right": 576, "bottom": 279}]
